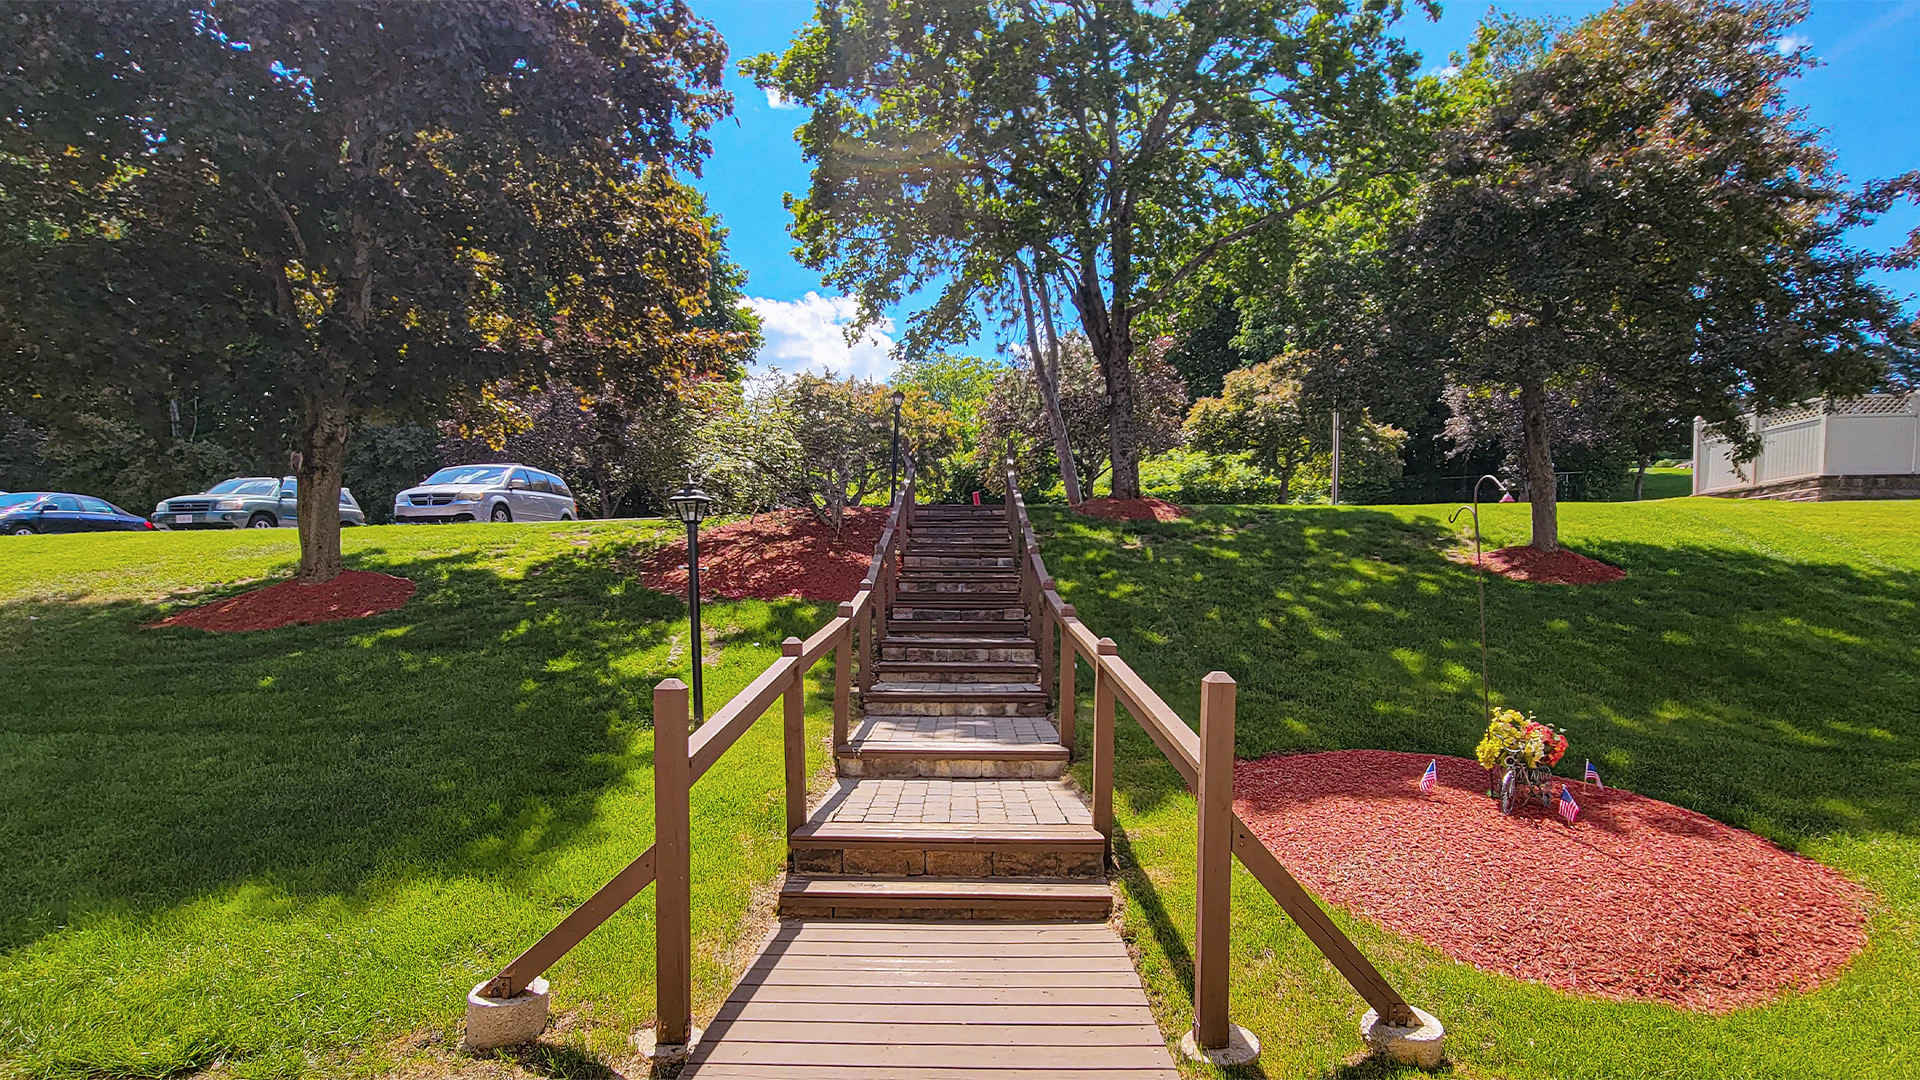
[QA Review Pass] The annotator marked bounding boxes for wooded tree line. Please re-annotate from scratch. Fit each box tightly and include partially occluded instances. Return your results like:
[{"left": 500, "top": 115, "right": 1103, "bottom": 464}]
[
  {"left": 755, "top": 0, "right": 1918, "bottom": 550},
  {"left": 5, "top": 0, "right": 1918, "bottom": 570}
]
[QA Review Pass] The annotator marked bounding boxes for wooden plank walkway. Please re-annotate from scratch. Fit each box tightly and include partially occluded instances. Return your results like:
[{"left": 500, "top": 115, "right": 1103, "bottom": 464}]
[{"left": 682, "top": 920, "right": 1181, "bottom": 1078}]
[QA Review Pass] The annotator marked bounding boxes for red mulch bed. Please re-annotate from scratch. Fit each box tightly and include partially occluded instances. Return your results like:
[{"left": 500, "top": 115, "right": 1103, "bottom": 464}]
[
  {"left": 635, "top": 507, "right": 886, "bottom": 602},
  {"left": 1452, "top": 544, "right": 1626, "bottom": 584},
  {"left": 1234, "top": 750, "right": 1869, "bottom": 1012},
  {"left": 1075, "top": 497, "right": 1188, "bottom": 522},
  {"left": 147, "top": 570, "right": 416, "bottom": 632}
]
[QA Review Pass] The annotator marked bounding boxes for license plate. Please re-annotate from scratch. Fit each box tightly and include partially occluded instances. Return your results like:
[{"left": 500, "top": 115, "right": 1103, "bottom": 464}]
[{"left": 174, "top": 514, "right": 192, "bottom": 524}]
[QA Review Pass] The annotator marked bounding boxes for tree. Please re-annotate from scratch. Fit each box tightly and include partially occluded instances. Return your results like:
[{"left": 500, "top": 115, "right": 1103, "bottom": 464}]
[
  {"left": 0, "top": 1, "right": 738, "bottom": 579},
  {"left": 748, "top": 0, "right": 1428, "bottom": 498},
  {"left": 895, "top": 352, "right": 1004, "bottom": 501},
  {"left": 774, "top": 374, "right": 961, "bottom": 536},
  {"left": 979, "top": 335, "right": 1185, "bottom": 496},
  {"left": 1187, "top": 357, "right": 1404, "bottom": 502},
  {"left": 1314, "top": 0, "right": 1914, "bottom": 550}
]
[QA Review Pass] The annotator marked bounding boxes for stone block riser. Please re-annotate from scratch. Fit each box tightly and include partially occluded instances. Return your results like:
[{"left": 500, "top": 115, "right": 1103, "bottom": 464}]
[
  {"left": 865, "top": 700, "right": 1050, "bottom": 717},
  {"left": 792, "top": 846, "right": 1103, "bottom": 879},
  {"left": 881, "top": 646, "right": 1037, "bottom": 662},
  {"left": 834, "top": 754, "right": 1065, "bottom": 779}
]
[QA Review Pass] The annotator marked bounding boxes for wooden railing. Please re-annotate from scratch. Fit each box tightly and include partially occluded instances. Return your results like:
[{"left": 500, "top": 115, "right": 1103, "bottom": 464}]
[
  {"left": 478, "top": 462, "right": 918, "bottom": 1050},
  {"left": 1000, "top": 460, "right": 1420, "bottom": 1052}
]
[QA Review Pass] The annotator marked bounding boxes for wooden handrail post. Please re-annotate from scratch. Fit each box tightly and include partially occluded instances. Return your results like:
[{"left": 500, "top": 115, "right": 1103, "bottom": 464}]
[
  {"left": 1037, "top": 575, "right": 1055, "bottom": 699},
  {"left": 860, "top": 577, "right": 878, "bottom": 695},
  {"left": 1092, "top": 637, "right": 1118, "bottom": 847},
  {"left": 653, "top": 678, "right": 693, "bottom": 1049},
  {"left": 782, "top": 637, "right": 806, "bottom": 836},
  {"left": 834, "top": 604, "right": 854, "bottom": 751},
  {"left": 1194, "top": 671, "right": 1237, "bottom": 1052},
  {"left": 1057, "top": 605, "right": 1077, "bottom": 755}
]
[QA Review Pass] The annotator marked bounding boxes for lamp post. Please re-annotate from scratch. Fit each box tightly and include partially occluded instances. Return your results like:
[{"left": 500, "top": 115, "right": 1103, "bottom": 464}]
[
  {"left": 888, "top": 388, "right": 905, "bottom": 505},
  {"left": 667, "top": 474, "right": 712, "bottom": 722}
]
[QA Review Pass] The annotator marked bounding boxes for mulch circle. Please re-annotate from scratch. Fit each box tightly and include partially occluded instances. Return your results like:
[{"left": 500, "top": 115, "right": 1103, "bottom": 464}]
[
  {"left": 147, "top": 570, "right": 416, "bottom": 632},
  {"left": 1452, "top": 544, "right": 1626, "bottom": 584},
  {"left": 1074, "top": 496, "right": 1188, "bottom": 522},
  {"left": 1234, "top": 750, "right": 1870, "bottom": 1012},
  {"left": 634, "top": 507, "right": 887, "bottom": 602}
]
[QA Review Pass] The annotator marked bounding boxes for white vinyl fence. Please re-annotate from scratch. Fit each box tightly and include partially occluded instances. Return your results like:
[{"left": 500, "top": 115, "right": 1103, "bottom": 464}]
[{"left": 1693, "top": 393, "right": 1920, "bottom": 495}]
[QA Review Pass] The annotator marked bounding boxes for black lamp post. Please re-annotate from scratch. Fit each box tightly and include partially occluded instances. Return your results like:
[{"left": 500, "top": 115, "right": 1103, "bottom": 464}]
[
  {"left": 1447, "top": 473, "right": 1512, "bottom": 726},
  {"left": 888, "top": 388, "right": 905, "bottom": 505},
  {"left": 667, "top": 474, "right": 712, "bottom": 722}
]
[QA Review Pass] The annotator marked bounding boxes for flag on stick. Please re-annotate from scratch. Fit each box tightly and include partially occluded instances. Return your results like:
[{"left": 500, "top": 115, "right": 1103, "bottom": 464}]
[
  {"left": 1419, "top": 759, "right": 1437, "bottom": 795},
  {"left": 1558, "top": 785, "right": 1580, "bottom": 825},
  {"left": 1584, "top": 760, "right": 1603, "bottom": 789}
]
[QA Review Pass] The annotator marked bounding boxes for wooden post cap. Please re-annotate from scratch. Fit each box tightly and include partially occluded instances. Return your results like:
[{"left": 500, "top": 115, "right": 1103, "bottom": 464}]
[
  {"left": 1202, "top": 670, "right": 1236, "bottom": 687},
  {"left": 837, "top": 602, "right": 855, "bottom": 616},
  {"left": 782, "top": 637, "right": 803, "bottom": 656},
  {"left": 1040, "top": 577, "right": 1055, "bottom": 589},
  {"left": 656, "top": 677, "right": 689, "bottom": 692},
  {"left": 1096, "top": 637, "right": 1119, "bottom": 656},
  {"left": 1061, "top": 604, "right": 1076, "bottom": 617}
]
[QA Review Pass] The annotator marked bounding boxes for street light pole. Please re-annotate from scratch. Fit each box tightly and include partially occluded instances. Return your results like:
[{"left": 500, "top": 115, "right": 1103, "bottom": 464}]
[
  {"left": 667, "top": 474, "right": 713, "bottom": 722},
  {"left": 889, "top": 389, "right": 904, "bottom": 506}
]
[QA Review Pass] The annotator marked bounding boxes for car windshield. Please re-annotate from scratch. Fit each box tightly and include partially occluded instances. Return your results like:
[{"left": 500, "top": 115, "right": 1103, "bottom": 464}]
[
  {"left": 0, "top": 492, "right": 48, "bottom": 510},
  {"left": 424, "top": 466, "right": 508, "bottom": 486},
  {"left": 206, "top": 478, "right": 280, "bottom": 496}
]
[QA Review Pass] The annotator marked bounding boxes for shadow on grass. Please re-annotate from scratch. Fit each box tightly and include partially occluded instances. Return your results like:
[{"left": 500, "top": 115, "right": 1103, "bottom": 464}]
[
  {"left": 1038, "top": 504, "right": 1920, "bottom": 847},
  {"left": 0, "top": 540, "right": 827, "bottom": 952}
]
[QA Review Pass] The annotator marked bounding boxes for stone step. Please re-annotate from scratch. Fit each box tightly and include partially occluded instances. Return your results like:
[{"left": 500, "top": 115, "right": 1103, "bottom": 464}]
[
  {"left": 864, "top": 682, "right": 1049, "bottom": 717},
  {"left": 903, "top": 544, "right": 1014, "bottom": 558},
  {"left": 792, "top": 823, "right": 1100, "bottom": 877},
  {"left": 897, "top": 577, "right": 1021, "bottom": 594},
  {"left": 886, "top": 618, "right": 1030, "bottom": 636},
  {"left": 880, "top": 637, "right": 1039, "bottom": 663},
  {"left": 872, "top": 660, "right": 1041, "bottom": 683},
  {"left": 893, "top": 595, "right": 1025, "bottom": 611},
  {"left": 778, "top": 875, "right": 1112, "bottom": 920},
  {"left": 901, "top": 555, "right": 1016, "bottom": 570},
  {"left": 890, "top": 606, "right": 1026, "bottom": 621},
  {"left": 837, "top": 715, "right": 1065, "bottom": 778}
]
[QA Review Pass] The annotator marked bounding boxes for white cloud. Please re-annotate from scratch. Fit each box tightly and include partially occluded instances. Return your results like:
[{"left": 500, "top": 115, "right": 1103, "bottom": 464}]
[
  {"left": 764, "top": 87, "right": 800, "bottom": 110},
  {"left": 1775, "top": 33, "right": 1811, "bottom": 56},
  {"left": 742, "top": 292, "right": 898, "bottom": 381}
]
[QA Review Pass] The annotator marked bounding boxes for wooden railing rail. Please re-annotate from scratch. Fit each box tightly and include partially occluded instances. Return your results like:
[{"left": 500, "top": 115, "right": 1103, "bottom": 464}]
[
  {"left": 476, "top": 462, "right": 918, "bottom": 1043},
  {"left": 1000, "top": 459, "right": 1420, "bottom": 1052}
]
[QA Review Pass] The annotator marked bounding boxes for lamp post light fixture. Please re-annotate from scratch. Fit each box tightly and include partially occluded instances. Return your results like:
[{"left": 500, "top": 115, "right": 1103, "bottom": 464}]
[
  {"left": 667, "top": 473, "right": 713, "bottom": 722},
  {"left": 889, "top": 388, "right": 905, "bottom": 505}
]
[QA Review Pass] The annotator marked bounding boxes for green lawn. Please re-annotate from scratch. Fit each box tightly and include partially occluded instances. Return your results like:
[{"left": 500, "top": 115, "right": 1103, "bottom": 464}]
[
  {"left": 1034, "top": 497, "right": 1919, "bottom": 1079},
  {"left": 0, "top": 522, "right": 843, "bottom": 1078},
  {"left": 4, "top": 500, "right": 1915, "bottom": 1079}
]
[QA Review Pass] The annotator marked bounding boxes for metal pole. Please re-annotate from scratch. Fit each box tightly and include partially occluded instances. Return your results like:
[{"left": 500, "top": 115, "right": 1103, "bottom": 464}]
[
  {"left": 1448, "top": 473, "right": 1507, "bottom": 726},
  {"left": 890, "top": 401, "right": 902, "bottom": 505},
  {"left": 1331, "top": 409, "right": 1342, "bottom": 505},
  {"left": 687, "top": 520, "right": 704, "bottom": 722}
]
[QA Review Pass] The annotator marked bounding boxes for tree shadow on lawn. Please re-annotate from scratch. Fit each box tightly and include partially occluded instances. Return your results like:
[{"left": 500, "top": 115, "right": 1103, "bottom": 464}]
[
  {"left": 1036, "top": 504, "right": 1920, "bottom": 848},
  {"left": 0, "top": 543, "right": 827, "bottom": 952}
]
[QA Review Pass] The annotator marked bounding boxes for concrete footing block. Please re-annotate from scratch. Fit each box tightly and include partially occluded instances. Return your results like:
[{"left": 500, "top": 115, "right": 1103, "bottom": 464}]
[
  {"left": 1178, "top": 1023, "right": 1261, "bottom": 1066},
  {"left": 634, "top": 1025, "right": 705, "bottom": 1072},
  {"left": 1360, "top": 1006, "right": 1446, "bottom": 1069},
  {"left": 461, "top": 976, "right": 549, "bottom": 1051}
]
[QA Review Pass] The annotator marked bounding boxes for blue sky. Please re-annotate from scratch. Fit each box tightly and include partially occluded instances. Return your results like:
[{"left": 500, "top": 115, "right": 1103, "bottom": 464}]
[{"left": 694, "top": 0, "right": 1920, "bottom": 381}]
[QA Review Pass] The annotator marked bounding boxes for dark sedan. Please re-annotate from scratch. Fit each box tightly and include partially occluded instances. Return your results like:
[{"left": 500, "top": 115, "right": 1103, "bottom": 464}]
[{"left": 0, "top": 492, "right": 155, "bottom": 535}]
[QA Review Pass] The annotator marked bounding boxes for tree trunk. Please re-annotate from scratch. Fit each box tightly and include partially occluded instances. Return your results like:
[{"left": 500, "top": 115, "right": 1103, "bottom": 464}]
[
  {"left": 1024, "top": 266, "right": 1083, "bottom": 505},
  {"left": 1518, "top": 378, "right": 1559, "bottom": 552},
  {"left": 295, "top": 387, "right": 350, "bottom": 582},
  {"left": 1104, "top": 340, "right": 1142, "bottom": 499},
  {"left": 1633, "top": 458, "right": 1648, "bottom": 501}
]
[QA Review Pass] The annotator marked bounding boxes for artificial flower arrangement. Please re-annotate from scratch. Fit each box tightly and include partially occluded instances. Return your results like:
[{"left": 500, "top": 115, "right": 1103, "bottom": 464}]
[{"left": 1474, "top": 708, "right": 1567, "bottom": 770}]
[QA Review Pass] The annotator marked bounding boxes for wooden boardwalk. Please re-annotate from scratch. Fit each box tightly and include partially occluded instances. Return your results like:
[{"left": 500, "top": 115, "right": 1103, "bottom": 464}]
[{"left": 682, "top": 920, "right": 1180, "bottom": 1078}]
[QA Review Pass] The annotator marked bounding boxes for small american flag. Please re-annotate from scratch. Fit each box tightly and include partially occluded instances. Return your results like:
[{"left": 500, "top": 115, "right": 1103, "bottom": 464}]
[
  {"left": 1419, "top": 759, "right": 1437, "bottom": 795},
  {"left": 1584, "top": 760, "right": 1603, "bottom": 789},
  {"left": 1558, "top": 785, "right": 1580, "bottom": 825}
]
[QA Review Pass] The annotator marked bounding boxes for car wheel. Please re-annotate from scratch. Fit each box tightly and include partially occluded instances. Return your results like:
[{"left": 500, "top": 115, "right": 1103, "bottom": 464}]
[
  {"left": 490, "top": 504, "right": 512, "bottom": 523},
  {"left": 560, "top": 513, "right": 574, "bottom": 522},
  {"left": 247, "top": 512, "right": 276, "bottom": 529},
  {"left": 9, "top": 525, "right": 34, "bottom": 536}
]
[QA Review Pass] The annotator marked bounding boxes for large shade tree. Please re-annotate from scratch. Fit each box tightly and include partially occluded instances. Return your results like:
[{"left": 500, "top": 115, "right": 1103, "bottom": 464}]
[
  {"left": 0, "top": 0, "right": 738, "bottom": 579},
  {"left": 749, "top": 0, "right": 1429, "bottom": 498},
  {"left": 1306, "top": 0, "right": 1915, "bottom": 550}
]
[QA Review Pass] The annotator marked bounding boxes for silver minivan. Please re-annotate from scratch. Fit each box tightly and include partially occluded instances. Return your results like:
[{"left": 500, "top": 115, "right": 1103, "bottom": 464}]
[{"left": 393, "top": 463, "right": 579, "bottom": 524}]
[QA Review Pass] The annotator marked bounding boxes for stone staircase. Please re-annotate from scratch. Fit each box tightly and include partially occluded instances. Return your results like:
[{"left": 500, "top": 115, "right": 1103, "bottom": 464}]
[{"left": 779, "top": 502, "right": 1109, "bottom": 920}]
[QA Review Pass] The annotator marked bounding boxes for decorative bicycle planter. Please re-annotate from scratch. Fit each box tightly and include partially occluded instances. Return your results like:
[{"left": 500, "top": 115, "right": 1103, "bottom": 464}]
[{"left": 1475, "top": 709, "right": 1568, "bottom": 816}]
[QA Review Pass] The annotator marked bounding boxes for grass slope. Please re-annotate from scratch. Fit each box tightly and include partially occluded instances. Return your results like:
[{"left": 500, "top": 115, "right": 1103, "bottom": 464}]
[
  {"left": 1033, "top": 498, "right": 1919, "bottom": 1080},
  {"left": 0, "top": 522, "right": 842, "bottom": 1078}
]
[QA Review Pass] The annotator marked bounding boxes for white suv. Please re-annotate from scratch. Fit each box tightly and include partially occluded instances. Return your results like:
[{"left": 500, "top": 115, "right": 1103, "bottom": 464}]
[{"left": 393, "top": 464, "right": 579, "bottom": 524}]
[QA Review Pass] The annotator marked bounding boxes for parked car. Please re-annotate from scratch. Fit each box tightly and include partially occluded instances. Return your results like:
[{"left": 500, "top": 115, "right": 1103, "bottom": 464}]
[
  {"left": 2, "top": 491, "right": 155, "bottom": 535},
  {"left": 394, "top": 464, "right": 578, "bottom": 523},
  {"left": 153, "top": 476, "right": 365, "bottom": 530}
]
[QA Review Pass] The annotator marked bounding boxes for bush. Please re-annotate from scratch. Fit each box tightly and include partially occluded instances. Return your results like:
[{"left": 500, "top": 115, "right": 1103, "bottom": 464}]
[{"left": 1140, "top": 449, "right": 1287, "bottom": 504}]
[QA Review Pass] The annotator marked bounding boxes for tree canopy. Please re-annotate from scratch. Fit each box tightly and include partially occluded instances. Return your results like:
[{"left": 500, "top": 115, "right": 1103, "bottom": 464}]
[{"left": 0, "top": 0, "right": 738, "bottom": 578}]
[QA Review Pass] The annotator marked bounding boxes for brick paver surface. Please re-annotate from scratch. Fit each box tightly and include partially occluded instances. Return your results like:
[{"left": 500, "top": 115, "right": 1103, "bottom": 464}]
[
  {"left": 817, "top": 778, "right": 1093, "bottom": 826},
  {"left": 850, "top": 714, "right": 1057, "bottom": 745}
]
